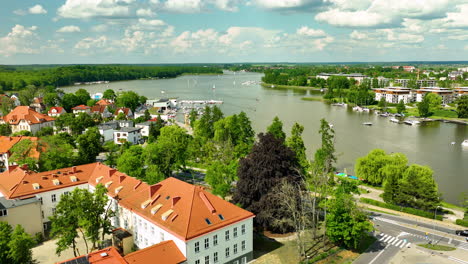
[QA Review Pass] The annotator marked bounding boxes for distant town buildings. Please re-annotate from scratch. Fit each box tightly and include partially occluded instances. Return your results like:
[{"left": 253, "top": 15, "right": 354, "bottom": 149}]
[
  {"left": 373, "top": 87, "right": 412, "bottom": 104},
  {"left": 316, "top": 73, "right": 368, "bottom": 84},
  {"left": 374, "top": 86, "right": 459, "bottom": 104}
]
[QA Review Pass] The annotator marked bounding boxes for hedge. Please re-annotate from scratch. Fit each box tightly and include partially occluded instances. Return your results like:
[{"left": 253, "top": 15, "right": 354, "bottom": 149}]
[
  {"left": 360, "top": 198, "right": 443, "bottom": 221},
  {"left": 456, "top": 219, "right": 468, "bottom": 227}
]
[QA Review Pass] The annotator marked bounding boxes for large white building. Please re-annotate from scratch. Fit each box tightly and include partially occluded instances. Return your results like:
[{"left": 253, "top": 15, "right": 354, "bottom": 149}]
[
  {"left": 0, "top": 106, "right": 55, "bottom": 134},
  {"left": 373, "top": 87, "right": 413, "bottom": 104},
  {"left": 415, "top": 87, "right": 455, "bottom": 104},
  {"left": 316, "top": 73, "right": 368, "bottom": 84},
  {"left": 0, "top": 163, "right": 255, "bottom": 264}
]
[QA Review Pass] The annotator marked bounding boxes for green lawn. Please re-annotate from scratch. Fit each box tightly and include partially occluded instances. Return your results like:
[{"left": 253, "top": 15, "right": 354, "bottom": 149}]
[
  {"left": 418, "top": 244, "right": 456, "bottom": 251},
  {"left": 302, "top": 97, "right": 324, "bottom": 102}
]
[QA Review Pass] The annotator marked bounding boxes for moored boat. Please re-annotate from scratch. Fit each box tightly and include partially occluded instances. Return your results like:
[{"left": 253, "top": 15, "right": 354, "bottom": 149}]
[
  {"left": 462, "top": 140, "right": 468, "bottom": 147},
  {"left": 362, "top": 122, "right": 373, "bottom": 126},
  {"left": 390, "top": 118, "right": 399, "bottom": 123},
  {"left": 403, "top": 120, "right": 421, "bottom": 126}
]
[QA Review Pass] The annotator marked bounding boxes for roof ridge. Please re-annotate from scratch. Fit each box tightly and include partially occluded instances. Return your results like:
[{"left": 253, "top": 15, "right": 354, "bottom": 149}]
[
  {"left": 7, "top": 167, "right": 29, "bottom": 199},
  {"left": 184, "top": 182, "right": 198, "bottom": 239}
]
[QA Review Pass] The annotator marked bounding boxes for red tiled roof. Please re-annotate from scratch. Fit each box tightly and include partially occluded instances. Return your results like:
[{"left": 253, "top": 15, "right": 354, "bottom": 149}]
[
  {"left": 124, "top": 240, "right": 185, "bottom": 264},
  {"left": 56, "top": 247, "right": 127, "bottom": 264},
  {"left": 1, "top": 106, "right": 55, "bottom": 125},
  {"left": 96, "top": 99, "right": 113, "bottom": 106},
  {"left": 48, "top": 107, "right": 66, "bottom": 114},
  {"left": 115, "top": 108, "right": 131, "bottom": 116},
  {"left": 92, "top": 105, "right": 108, "bottom": 113},
  {"left": 72, "top": 105, "right": 90, "bottom": 110},
  {"left": 0, "top": 163, "right": 98, "bottom": 199},
  {"left": 0, "top": 136, "right": 40, "bottom": 159}
]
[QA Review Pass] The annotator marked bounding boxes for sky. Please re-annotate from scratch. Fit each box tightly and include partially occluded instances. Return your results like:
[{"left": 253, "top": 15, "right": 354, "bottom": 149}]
[{"left": 0, "top": 0, "right": 467, "bottom": 64}]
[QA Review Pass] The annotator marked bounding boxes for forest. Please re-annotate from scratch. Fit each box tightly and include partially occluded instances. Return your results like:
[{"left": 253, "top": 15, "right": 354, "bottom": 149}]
[{"left": 0, "top": 65, "right": 223, "bottom": 92}]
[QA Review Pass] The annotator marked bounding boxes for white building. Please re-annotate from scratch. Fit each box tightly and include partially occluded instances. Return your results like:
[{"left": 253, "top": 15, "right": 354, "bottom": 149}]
[
  {"left": 415, "top": 87, "right": 455, "bottom": 104},
  {"left": 0, "top": 106, "right": 55, "bottom": 134},
  {"left": 135, "top": 121, "right": 157, "bottom": 137},
  {"left": 373, "top": 87, "right": 412, "bottom": 104},
  {"left": 316, "top": 73, "right": 368, "bottom": 84},
  {"left": 114, "top": 127, "right": 142, "bottom": 145},
  {"left": 47, "top": 107, "right": 67, "bottom": 117},
  {"left": 71, "top": 105, "right": 91, "bottom": 114}
]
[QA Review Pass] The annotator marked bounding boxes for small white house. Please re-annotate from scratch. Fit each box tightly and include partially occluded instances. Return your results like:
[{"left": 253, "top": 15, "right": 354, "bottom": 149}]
[
  {"left": 114, "top": 127, "right": 142, "bottom": 145},
  {"left": 135, "top": 121, "right": 157, "bottom": 137}
]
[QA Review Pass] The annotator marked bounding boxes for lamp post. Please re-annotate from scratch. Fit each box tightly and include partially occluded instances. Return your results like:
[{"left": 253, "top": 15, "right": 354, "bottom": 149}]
[{"left": 433, "top": 205, "right": 441, "bottom": 243}]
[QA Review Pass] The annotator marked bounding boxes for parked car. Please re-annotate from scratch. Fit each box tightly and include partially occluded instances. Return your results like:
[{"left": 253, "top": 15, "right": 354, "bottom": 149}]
[{"left": 455, "top": 230, "right": 468, "bottom": 236}]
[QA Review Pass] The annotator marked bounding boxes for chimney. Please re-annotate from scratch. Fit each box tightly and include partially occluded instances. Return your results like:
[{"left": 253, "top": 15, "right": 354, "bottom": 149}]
[
  {"left": 72, "top": 166, "right": 77, "bottom": 173},
  {"left": 149, "top": 184, "right": 162, "bottom": 198},
  {"left": 119, "top": 175, "right": 126, "bottom": 183},
  {"left": 172, "top": 197, "right": 181, "bottom": 208},
  {"left": 108, "top": 169, "right": 117, "bottom": 178}
]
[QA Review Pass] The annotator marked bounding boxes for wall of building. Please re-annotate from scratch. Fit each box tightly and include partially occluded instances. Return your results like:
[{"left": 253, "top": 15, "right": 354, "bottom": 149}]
[{"left": 0, "top": 200, "right": 43, "bottom": 236}]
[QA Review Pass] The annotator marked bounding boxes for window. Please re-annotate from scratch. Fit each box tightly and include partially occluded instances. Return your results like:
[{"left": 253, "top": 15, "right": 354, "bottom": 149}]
[
  {"left": 51, "top": 194, "right": 56, "bottom": 202},
  {"left": 195, "top": 260, "right": 200, "bottom": 264},
  {"left": 241, "top": 257, "right": 247, "bottom": 264},
  {"left": 225, "top": 230, "right": 230, "bottom": 241},
  {"left": 204, "top": 238, "right": 209, "bottom": 249},
  {"left": 234, "top": 227, "right": 238, "bottom": 238},
  {"left": 195, "top": 242, "right": 200, "bottom": 253},
  {"left": 204, "top": 256, "right": 209, "bottom": 264},
  {"left": 43, "top": 223, "right": 48, "bottom": 231},
  {"left": 52, "top": 208, "right": 56, "bottom": 214},
  {"left": 205, "top": 218, "right": 212, "bottom": 225},
  {"left": 41, "top": 211, "right": 44, "bottom": 219},
  {"left": 218, "top": 214, "right": 224, "bottom": 220},
  {"left": 241, "top": 240, "right": 246, "bottom": 251},
  {"left": 234, "top": 244, "right": 238, "bottom": 254},
  {"left": 151, "top": 227, "right": 155, "bottom": 235},
  {"left": 214, "top": 252, "right": 218, "bottom": 263},
  {"left": 241, "top": 224, "right": 246, "bottom": 235},
  {"left": 234, "top": 261, "right": 239, "bottom": 264},
  {"left": 213, "top": 235, "right": 218, "bottom": 246},
  {"left": 64, "top": 191, "right": 69, "bottom": 196},
  {"left": 0, "top": 209, "right": 7, "bottom": 217},
  {"left": 225, "top": 247, "right": 230, "bottom": 258}
]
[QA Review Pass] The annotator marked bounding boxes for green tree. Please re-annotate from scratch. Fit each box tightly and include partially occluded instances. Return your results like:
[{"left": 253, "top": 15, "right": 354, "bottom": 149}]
[
  {"left": 0, "top": 96, "right": 14, "bottom": 115},
  {"left": 103, "top": 141, "right": 120, "bottom": 167},
  {"left": 145, "top": 165, "right": 166, "bottom": 185},
  {"left": 188, "top": 109, "right": 198, "bottom": 128},
  {"left": 378, "top": 97, "right": 386, "bottom": 109},
  {"left": 9, "top": 139, "right": 38, "bottom": 170},
  {"left": 418, "top": 95, "right": 431, "bottom": 117},
  {"left": 355, "top": 149, "right": 408, "bottom": 186},
  {"left": 0, "top": 222, "right": 13, "bottom": 263},
  {"left": 382, "top": 164, "right": 406, "bottom": 204},
  {"left": 326, "top": 180, "right": 373, "bottom": 249},
  {"left": 39, "top": 135, "right": 75, "bottom": 171},
  {"left": 0, "top": 124, "right": 12, "bottom": 136},
  {"left": 266, "top": 116, "right": 286, "bottom": 141},
  {"left": 115, "top": 112, "right": 127, "bottom": 120},
  {"left": 86, "top": 99, "right": 97, "bottom": 107},
  {"left": 206, "top": 160, "right": 238, "bottom": 199},
  {"left": 425, "top": 93, "right": 442, "bottom": 109},
  {"left": 396, "top": 99, "right": 406, "bottom": 113},
  {"left": 75, "top": 89, "right": 91, "bottom": 106},
  {"left": 315, "top": 119, "right": 336, "bottom": 177},
  {"left": 286, "top": 122, "right": 308, "bottom": 174},
  {"left": 7, "top": 225, "right": 35, "bottom": 264},
  {"left": 43, "top": 92, "right": 60, "bottom": 107},
  {"left": 148, "top": 116, "right": 165, "bottom": 143},
  {"left": 35, "top": 126, "right": 54, "bottom": 137},
  {"left": 61, "top": 93, "right": 80, "bottom": 112},
  {"left": 116, "top": 91, "right": 141, "bottom": 112},
  {"left": 117, "top": 145, "right": 144, "bottom": 178},
  {"left": 102, "top": 89, "right": 116, "bottom": 100},
  {"left": 143, "top": 109, "right": 151, "bottom": 121},
  {"left": 399, "top": 164, "right": 440, "bottom": 210},
  {"left": 456, "top": 95, "right": 468, "bottom": 118},
  {"left": 76, "top": 127, "right": 102, "bottom": 164},
  {"left": 18, "top": 85, "right": 37, "bottom": 106}
]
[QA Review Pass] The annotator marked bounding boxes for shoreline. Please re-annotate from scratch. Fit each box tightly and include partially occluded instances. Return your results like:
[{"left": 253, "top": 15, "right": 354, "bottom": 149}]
[{"left": 261, "top": 83, "right": 323, "bottom": 90}]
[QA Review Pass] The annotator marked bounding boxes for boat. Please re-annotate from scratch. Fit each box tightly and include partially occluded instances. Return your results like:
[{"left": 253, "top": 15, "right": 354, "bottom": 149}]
[
  {"left": 379, "top": 113, "right": 389, "bottom": 117},
  {"left": 403, "top": 120, "right": 421, "bottom": 126},
  {"left": 390, "top": 118, "right": 399, "bottom": 123},
  {"left": 332, "top": 103, "right": 347, "bottom": 107},
  {"left": 362, "top": 108, "right": 370, "bottom": 112},
  {"left": 362, "top": 122, "right": 373, "bottom": 126},
  {"left": 353, "top": 106, "right": 363, "bottom": 112},
  {"left": 462, "top": 140, "right": 468, "bottom": 147}
]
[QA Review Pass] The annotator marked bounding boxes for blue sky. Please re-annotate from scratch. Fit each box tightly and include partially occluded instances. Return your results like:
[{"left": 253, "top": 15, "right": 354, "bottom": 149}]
[{"left": 0, "top": 0, "right": 467, "bottom": 64}]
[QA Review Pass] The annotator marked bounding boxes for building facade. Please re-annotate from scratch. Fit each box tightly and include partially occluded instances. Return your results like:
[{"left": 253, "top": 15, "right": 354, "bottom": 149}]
[{"left": 0, "top": 106, "right": 55, "bottom": 134}]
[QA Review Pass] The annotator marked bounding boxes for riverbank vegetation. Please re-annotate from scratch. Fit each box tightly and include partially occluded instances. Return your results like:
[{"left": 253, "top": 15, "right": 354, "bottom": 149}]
[{"left": 0, "top": 65, "right": 222, "bottom": 92}]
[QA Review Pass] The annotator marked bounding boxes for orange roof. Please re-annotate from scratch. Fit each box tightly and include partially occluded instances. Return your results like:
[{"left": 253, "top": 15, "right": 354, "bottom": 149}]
[
  {"left": 56, "top": 247, "right": 127, "bottom": 264},
  {"left": 1, "top": 106, "right": 55, "bottom": 125},
  {"left": 115, "top": 108, "right": 131, "bottom": 116},
  {"left": 48, "top": 107, "right": 66, "bottom": 114},
  {"left": 0, "top": 163, "right": 98, "bottom": 199},
  {"left": 87, "top": 164, "right": 254, "bottom": 241},
  {"left": 72, "top": 105, "right": 90, "bottom": 110},
  {"left": 0, "top": 136, "right": 40, "bottom": 159},
  {"left": 92, "top": 105, "right": 108, "bottom": 113},
  {"left": 96, "top": 99, "right": 113, "bottom": 106},
  {"left": 124, "top": 240, "right": 185, "bottom": 264}
]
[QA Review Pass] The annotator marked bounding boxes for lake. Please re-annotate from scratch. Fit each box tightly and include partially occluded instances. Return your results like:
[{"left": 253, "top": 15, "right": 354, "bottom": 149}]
[{"left": 63, "top": 71, "right": 468, "bottom": 205}]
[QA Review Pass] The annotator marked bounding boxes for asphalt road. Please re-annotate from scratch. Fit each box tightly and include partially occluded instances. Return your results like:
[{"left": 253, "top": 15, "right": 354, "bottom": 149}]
[{"left": 354, "top": 212, "right": 468, "bottom": 264}]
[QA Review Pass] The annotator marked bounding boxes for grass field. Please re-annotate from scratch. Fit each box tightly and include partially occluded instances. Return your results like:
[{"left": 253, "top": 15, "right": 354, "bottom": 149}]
[{"left": 418, "top": 244, "right": 456, "bottom": 251}]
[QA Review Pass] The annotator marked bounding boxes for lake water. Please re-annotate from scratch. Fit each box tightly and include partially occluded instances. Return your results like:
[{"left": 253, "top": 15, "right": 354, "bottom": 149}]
[{"left": 63, "top": 71, "right": 468, "bottom": 205}]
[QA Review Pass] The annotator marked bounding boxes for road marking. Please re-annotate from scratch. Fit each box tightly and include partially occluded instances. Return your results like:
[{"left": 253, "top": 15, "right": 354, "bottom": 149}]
[
  {"left": 383, "top": 236, "right": 393, "bottom": 243},
  {"left": 400, "top": 242, "right": 408, "bottom": 248},
  {"left": 388, "top": 237, "right": 396, "bottom": 244},
  {"left": 448, "top": 237, "right": 452, "bottom": 244},
  {"left": 369, "top": 245, "right": 388, "bottom": 264},
  {"left": 458, "top": 242, "right": 468, "bottom": 251},
  {"left": 379, "top": 234, "right": 388, "bottom": 241},
  {"left": 448, "top": 256, "right": 468, "bottom": 264},
  {"left": 394, "top": 240, "right": 403, "bottom": 247}
]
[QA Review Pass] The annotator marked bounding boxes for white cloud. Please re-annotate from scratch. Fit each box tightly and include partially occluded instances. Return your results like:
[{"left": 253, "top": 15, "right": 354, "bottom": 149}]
[
  {"left": 130, "top": 18, "right": 166, "bottom": 31},
  {"left": 349, "top": 30, "right": 367, "bottom": 40},
  {"left": 212, "top": 0, "right": 240, "bottom": 12},
  {"left": 315, "top": 9, "right": 390, "bottom": 27},
  {"left": 13, "top": 9, "right": 26, "bottom": 16},
  {"left": 296, "top": 26, "right": 326, "bottom": 37},
  {"left": 380, "top": 29, "right": 424, "bottom": 43},
  {"left": 29, "top": 4, "right": 47, "bottom": 14},
  {"left": 58, "top": 0, "right": 135, "bottom": 19},
  {"left": 136, "top": 8, "right": 156, "bottom": 17},
  {"left": 57, "top": 25, "right": 81, "bottom": 33},
  {"left": 0, "top": 25, "right": 40, "bottom": 57},
  {"left": 74, "top": 36, "right": 108, "bottom": 50},
  {"left": 162, "top": 0, "right": 203, "bottom": 13},
  {"left": 442, "top": 4, "right": 468, "bottom": 28},
  {"left": 448, "top": 34, "right": 468, "bottom": 40},
  {"left": 253, "top": 0, "right": 323, "bottom": 11},
  {"left": 91, "top": 24, "right": 109, "bottom": 32}
]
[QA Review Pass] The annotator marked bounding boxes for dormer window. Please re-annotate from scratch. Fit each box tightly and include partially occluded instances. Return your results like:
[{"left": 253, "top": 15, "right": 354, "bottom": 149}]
[
  {"left": 151, "top": 204, "right": 163, "bottom": 215},
  {"left": 104, "top": 181, "right": 113, "bottom": 188},
  {"left": 141, "top": 200, "right": 151, "bottom": 209},
  {"left": 218, "top": 214, "right": 224, "bottom": 220},
  {"left": 32, "top": 183, "right": 40, "bottom": 190},
  {"left": 205, "top": 218, "right": 212, "bottom": 225},
  {"left": 161, "top": 209, "right": 174, "bottom": 221},
  {"left": 115, "top": 186, "right": 123, "bottom": 194},
  {"left": 96, "top": 176, "right": 104, "bottom": 183},
  {"left": 70, "top": 176, "right": 77, "bottom": 182},
  {"left": 52, "top": 179, "right": 60, "bottom": 186}
]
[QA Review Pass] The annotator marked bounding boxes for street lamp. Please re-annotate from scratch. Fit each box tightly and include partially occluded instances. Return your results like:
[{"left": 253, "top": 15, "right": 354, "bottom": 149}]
[{"left": 433, "top": 205, "right": 441, "bottom": 243}]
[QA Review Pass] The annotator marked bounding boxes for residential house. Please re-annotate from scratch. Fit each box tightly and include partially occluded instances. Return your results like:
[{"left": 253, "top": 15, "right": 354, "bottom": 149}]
[
  {"left": 115, "top": 107, "right": 133, "bottom": 119},
  {"left": 316, "top": 73, "right": 368, "bottom": 84},
  {"left": 0, "top": 164, "right": 94, "bottom": 231},
  {"left": 96, "top": 99, "right": 115, "bottom": 107},
  {"left": 9, "top": 94, "right": 20, "bottom": 106},
  {"left": 114, "top": 127, "right": 142, "bottom": 145},
  {"left": 416, "top": 87, "right": 455, "bottom": 104},
  {"left": 0, "top": 196, "right": 43, "bottom": 236},
  {"left": 135, "top": 121, "right": 157, "bottom": 137},
  {"left": 402, "top": 66, "right": 416, "bottom": 72},
  {"left": 48, "top": 107, "right": 66, "bottom": 117},
  {"left": 416, "top": 79, "right": 437, "bottom": 87},
  {"left": 0, "top": 136, "right": 40, "bottom": 172},
  {"left": 71, "top": 105, "right": 91, "bottom": 114},
  {"left": 91, "top": 105, "right": 113, "bottom": 118},
  {"left": 0, "top": 163, "right": 255, "bottom": 264},
  {"left": 118, "top": 120, "right": 134, "bottom": 128},
  {"left": 448, "top": 71, "right": 464, "bottom": 80},
  {"left": 30, "top": 97, "right": 46, "bottom": 113},
  {"left": 57, "top": 241, "right": 186, "bottom": 264},
  {"left": 0, "top": 106, "right": 55, "bottom": 134},
  {"left": 373, "top": 87, "right": 413, "bottom": 104}
]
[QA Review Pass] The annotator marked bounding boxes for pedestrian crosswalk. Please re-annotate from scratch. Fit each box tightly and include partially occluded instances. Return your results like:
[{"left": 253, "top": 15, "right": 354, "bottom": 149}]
[
  {"left": 378, "top": 233, "right": 411, "bottom": 248},
  {"left": 458, "top": 241, "right": 468, "bottom": 251}
]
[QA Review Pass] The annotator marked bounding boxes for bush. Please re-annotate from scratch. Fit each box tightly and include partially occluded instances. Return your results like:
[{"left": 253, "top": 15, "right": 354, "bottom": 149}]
[
  {"left": 456, "top": 219, "right": 468, "bottom": 227},
  {"left": 360, "top": 198, "right": 443, "bottom": 220},
  {"left": 34, "top": 232, "right": 44, "bottom": 245}
]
